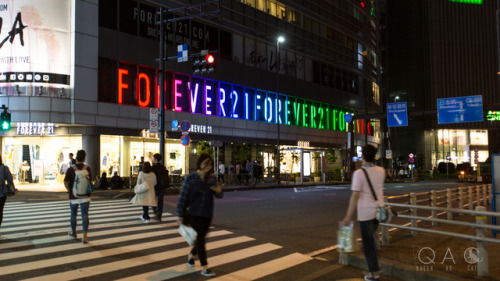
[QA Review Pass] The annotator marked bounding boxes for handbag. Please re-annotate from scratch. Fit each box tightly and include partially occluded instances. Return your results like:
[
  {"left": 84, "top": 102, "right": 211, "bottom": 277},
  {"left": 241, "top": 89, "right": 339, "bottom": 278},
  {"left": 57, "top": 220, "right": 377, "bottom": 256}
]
[
  {"left": 2, "top": 166, "right": 16, "bottom": 197},
  {"left": 360, "top": 168, "right": 393, "bottom": 223}
]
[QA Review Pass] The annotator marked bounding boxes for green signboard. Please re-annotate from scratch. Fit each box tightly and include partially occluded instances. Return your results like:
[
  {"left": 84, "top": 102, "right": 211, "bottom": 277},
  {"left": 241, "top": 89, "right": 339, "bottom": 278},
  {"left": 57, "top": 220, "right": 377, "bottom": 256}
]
[
  {"left": 486, "top": 111, "right": 500, "bottom": 121},
  {"left": 449, "top": 0, "right": 482, "bottom": 4}
]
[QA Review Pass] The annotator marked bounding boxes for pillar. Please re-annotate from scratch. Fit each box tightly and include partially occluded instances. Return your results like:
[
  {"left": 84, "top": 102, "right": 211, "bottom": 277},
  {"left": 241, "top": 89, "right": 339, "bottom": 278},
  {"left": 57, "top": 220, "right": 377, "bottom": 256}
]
[{"left": 82, "top": 134, "right": 100, "bottom": 179}]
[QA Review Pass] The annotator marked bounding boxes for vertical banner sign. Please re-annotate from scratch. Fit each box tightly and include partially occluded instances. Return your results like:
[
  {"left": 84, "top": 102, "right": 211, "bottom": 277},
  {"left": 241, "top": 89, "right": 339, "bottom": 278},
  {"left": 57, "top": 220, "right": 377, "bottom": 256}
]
[
  {"left": 149, "top": 108, "right": 159, "bottom": 133},
  {"left": 0, "top": 0, "right": 71, "bottom": 85}
]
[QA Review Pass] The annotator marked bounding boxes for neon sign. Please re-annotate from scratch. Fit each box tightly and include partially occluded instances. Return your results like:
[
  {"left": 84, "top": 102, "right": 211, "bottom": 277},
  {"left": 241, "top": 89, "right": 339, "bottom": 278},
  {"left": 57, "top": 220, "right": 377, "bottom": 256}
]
[
  {"left": 486, "top": 111, "right": 500, "bottom": 121},
  {"left": 113, "top": 63, "right": 373, "bottom": 135}
]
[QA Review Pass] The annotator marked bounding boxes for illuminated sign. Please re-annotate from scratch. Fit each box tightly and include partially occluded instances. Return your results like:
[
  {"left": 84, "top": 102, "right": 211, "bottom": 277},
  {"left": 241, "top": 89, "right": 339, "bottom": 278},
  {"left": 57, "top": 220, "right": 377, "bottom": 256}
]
[
  {"left": 0, "top": 1, "right": 71, "bottom": 84},
  {"left": 449, "top": 0, "right": 482, "bottom": 4},
  {"left": 109, "top": 61, "right": 373, "bottom": 135},
  {"left": 16, "top": 122, "right": 54, "bottom": 135},
  {"left": 486, "top": 111, "right": 500, "bottom": 121}
]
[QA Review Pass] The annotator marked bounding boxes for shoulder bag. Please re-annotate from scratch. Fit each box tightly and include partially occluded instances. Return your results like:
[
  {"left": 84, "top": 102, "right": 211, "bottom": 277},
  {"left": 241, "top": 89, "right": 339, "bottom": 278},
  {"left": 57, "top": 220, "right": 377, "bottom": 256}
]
[
  {"left": 360, "top": 168, "right": 393, "bottom": 223},
  {"left": 2, "top": 166, "right": 16, "bottom": 197}
]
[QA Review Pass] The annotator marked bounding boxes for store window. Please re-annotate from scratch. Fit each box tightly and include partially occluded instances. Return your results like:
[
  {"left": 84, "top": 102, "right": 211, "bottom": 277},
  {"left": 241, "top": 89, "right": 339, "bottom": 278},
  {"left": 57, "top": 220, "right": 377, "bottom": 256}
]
[
  {"left": 166, "top": 143, "right": 186, "bottom": 174},
  {"left": 100, "top": 136, "right": 121, "bottom": 177},
  {"left": 3, "top": 136, "right": 82, "bottom": 185}
]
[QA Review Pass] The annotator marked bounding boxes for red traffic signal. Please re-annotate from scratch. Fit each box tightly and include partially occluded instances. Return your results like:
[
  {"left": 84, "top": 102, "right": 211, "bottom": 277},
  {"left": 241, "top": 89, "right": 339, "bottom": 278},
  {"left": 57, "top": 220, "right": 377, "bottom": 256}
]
[{"left": 206, "top": 54, "right": 215, "bottom": 64}]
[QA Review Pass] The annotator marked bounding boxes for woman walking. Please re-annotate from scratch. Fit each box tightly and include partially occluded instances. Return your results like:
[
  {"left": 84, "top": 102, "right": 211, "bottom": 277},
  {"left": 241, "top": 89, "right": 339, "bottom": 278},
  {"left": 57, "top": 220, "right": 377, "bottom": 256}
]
[
  {"left": 177, "top": 153, "right": 223, "bottom": 277},
  {"left": 130, "top": 162, "right": 157, "bottom": 223},
  {"left": 0, "top": 158, "right": 15, "bottom": 238}
]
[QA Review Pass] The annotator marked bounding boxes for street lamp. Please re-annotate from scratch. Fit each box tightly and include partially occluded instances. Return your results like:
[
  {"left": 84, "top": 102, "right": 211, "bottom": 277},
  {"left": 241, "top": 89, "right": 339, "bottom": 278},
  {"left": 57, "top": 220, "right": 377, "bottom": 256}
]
[{"left": 276, "top": 36, "right": 284, "bottom": 185}]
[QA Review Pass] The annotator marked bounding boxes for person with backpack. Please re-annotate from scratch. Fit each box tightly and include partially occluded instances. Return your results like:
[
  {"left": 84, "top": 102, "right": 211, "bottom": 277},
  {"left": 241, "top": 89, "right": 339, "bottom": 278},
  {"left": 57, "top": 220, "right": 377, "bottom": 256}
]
[
  {"left": 151, "top": 153, "right": 169, "bottom": 221},
  {"left": 64, "top": 150, "right": 93, "bottom": 244}
]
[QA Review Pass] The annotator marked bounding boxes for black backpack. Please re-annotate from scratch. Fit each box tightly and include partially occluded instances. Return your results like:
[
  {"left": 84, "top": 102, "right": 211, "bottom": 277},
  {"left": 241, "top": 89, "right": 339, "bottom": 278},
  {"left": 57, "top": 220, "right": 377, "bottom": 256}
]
[{"left": 154, "top": 164, "right": 169, "bottom": 191}]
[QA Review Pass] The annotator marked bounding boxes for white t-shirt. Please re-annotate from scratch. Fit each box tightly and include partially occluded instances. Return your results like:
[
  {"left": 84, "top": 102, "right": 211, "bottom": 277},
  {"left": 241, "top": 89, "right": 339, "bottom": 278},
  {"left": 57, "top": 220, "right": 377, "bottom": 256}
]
[
  {"left": 351, "top": 165, "right": 385, "bottom": 221},
  {"left": 218, "top": 163, "right": 225, "bottom": 174}
]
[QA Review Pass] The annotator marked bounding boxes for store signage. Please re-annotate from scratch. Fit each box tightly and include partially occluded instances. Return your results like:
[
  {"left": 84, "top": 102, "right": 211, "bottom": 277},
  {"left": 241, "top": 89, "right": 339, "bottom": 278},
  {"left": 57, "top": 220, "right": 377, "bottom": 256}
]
[
  {"left": 486, "top": 111, "right": 500, "bottom": 121},
  {"left": 114, "top": 62, "right": 374, "bottom": 136},
  {"left": 0, "top": 1, "right": 71, "bottom": 84},
  {"left": 297, "top": 141, "right": 310, "bottom": 147},
  {"left": 16, "top": 122, "right": 54, "bottom": 136},
  {"left": 189, "top": 124, "right": 212, "bottom": 134}
]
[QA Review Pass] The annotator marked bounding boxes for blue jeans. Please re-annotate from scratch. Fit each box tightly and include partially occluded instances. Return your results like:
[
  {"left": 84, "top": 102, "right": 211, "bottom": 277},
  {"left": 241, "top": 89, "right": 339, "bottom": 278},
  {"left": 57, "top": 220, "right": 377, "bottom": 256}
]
[
  {"left": 359, "top": 219, "right": 380, "bottom": 273},
  {"left": 70, "top": 201, "right": 90, "bottom": 233},
  {"left": 151, "top": 189, "right": 165, "bottom": 218}
]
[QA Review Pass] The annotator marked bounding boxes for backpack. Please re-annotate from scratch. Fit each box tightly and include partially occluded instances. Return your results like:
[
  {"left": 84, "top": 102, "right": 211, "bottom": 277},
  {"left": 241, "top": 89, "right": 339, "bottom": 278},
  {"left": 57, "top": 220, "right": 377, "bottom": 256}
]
[
  {"left": 154, "top": 164, "right": 169, "bottom": 191},
  {"left": 72, "top": 165, "right": 94, "bottom": 197}
]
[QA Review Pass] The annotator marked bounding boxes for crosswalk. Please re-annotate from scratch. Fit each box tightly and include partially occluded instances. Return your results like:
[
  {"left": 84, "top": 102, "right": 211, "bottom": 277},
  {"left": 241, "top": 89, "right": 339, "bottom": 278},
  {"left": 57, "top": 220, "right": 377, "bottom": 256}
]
[{"left": 0, "top": 199, "right": 315, "bottom": 281}]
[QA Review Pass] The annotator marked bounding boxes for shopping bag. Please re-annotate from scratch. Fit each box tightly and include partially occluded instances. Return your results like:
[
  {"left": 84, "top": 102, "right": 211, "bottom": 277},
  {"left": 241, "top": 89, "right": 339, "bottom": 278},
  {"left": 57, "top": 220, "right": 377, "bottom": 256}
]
[
  {"left": 337, "top": 221, "right": 354, "bottom": 253},
  {"left": 178, "top": 223, "right": 197, "bottom": 246}
]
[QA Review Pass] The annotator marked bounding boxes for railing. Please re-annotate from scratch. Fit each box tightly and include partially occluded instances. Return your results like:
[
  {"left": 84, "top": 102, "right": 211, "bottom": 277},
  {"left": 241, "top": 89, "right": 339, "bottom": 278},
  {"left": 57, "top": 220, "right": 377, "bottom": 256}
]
[{"left": 382, "top": 184, "right": 497, "bottom": 277}]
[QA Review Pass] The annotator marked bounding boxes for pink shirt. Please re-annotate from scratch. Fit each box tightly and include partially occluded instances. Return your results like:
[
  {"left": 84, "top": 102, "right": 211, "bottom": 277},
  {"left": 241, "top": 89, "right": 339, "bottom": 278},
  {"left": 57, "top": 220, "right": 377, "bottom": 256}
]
[{"left": 351, "top": 165, "right": 385, "bottom": 221}]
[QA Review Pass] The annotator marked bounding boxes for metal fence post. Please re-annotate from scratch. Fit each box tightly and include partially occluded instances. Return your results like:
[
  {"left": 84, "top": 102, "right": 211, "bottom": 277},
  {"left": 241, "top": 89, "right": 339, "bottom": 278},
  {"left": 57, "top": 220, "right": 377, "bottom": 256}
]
[
  {"left": 475, "top": 206, "right": 488, "bottom": 277},
  {"left": 458, "top": 187, "right": 464, "bottom": 215},
  {"left": 431, "top": 190, "right": 437, "bottom": 226},
  {"left": 476, "top": 185, "right": 481, "bottom": 207},
  {"left": 446, "top": 188, "right": 452, "bottom": 220},
  {"left": 469, "top": 186, "right": 473, "bottom": 210},
  {"left": 381, "top": 197, "right": 389, "bottom": 246},
  {"left": 483, "top": 184, "right": 488, "bottom": 206},
  {"left": 410, "top": 192, "right": 417, "bottom": 235},
  {"left": 489, "top": 184, "right": 492, "bottom": 205}
]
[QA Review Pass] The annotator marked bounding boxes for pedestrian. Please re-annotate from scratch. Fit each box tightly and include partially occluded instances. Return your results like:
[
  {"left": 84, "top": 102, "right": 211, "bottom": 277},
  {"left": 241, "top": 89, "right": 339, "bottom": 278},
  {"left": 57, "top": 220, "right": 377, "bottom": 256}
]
[
  {"left": 252, "top": 161, "right": 263, "bottom": 185},
  {"left": 109, "top": 172, "right": 124, "bottom": 189},
  {"left": 343, "top": 145, "right": 385, "bottom": 281},
  {"left": 151, "top": 153, "right": 169, "bottom": 221},
  {"left": 138, "top": 156, "right": 145, "bottom": 173},
  {"left": 97, "top": 172, "right": 109, "bottom": 190},
  {"left": 235, "top": 162, "right": 241, "bottom": 184},
  {"left": 64, "top": 149, "right": 92, "bottom": 244},
  {"left": 217, "top": 160, "right": 225, "bottom": 184},
  {"left": 130, "top": 162, "right": 157, "bottom": 224},
  {"left": 227, "top": 161, "right": 235, "bottom": 185},
  {"left": 69, "top": 153, "right": 76, "bottom": 166},
  {"left": 245, "top": 159, "right": 253, "bottom": 185},
  {"left": 0, "top": 158, "right": 15, "bottom": 238},
  {"left": 176, "top": 153, "right": 223, "bottom": 277}
]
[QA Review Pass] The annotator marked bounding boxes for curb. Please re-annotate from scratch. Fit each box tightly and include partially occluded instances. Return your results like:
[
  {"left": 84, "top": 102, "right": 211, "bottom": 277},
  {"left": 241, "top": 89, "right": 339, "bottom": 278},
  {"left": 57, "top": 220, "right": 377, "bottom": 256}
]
[{"left": 339, "top": 252, "right": 473, "bottom": 281}]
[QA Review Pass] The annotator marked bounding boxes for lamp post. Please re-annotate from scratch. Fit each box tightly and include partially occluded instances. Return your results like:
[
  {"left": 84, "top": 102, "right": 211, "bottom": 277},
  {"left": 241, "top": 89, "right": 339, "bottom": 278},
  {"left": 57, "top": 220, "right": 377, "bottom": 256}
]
[{"left": 276, "top": 36, "right": 284, "bottom": 185}]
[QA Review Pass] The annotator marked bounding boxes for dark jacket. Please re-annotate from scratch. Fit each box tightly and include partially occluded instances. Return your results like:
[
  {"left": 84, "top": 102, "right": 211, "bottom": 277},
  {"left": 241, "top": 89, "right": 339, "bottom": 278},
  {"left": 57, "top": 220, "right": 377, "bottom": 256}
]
[
  {"left": 0, "top": 165, "right": 14, "bottom": 198},
  {"left": 152, "top": 163, "right": 169, "bottom": 191},
  {"left": 176, "top": 171, "right": 223, "bottom": 218}
]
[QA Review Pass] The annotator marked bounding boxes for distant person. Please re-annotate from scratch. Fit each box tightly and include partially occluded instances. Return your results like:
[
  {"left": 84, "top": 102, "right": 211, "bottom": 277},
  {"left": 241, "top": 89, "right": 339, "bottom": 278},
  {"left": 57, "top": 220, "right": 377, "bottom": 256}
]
[
  {"left": 227, "top": 161, "right": 235, "bottom": 184},
  {"left": 64, "top": 150, "right": 92, "bottom": 244},
  {"left": 343, "top": 145, "right": 385, "bottom": 281},
  {"left": 109, "top": 172, "right": 124, "bottom": 189},
  {"left": 97, "top": 172, "right": 109, "bottom": 190},
  {"left": 218, "top": 160, "right": 225, "bottom": 184},
  {"left": 245, "top": 159, "right": 253, "bottom": 184},
  {"left": 252, "top": 161, "right": 263, "bottom": 186},
  {"left": 0, "top": 158, "right": 15, "bottom": 237},
  {"left": 235, "top": 162, "right": 241, "bottom": 184},
  {"left": 130, "top": 162, "right": 156, "bottom": 223},
  {"left": 176, "top": 153, "right": 223, "bottom": 277},
  {"left": 69, "top": 153, "right": 76, "bottom": 166},
  {"left": 138, "top": 156, "right": 145, "bottom": 173},
  {"left": 151, "top": 153, "right": 169, "bottom": 221}
]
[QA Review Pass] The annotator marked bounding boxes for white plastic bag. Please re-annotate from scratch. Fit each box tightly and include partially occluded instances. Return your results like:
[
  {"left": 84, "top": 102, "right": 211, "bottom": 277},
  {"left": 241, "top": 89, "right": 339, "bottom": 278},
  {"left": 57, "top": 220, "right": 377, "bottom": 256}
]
[
  {"left": 178, "top": 224, "right": 197, "bottom": 246},
  {"left": 337, "top": 221, "right": 354, "bottom": 253}
]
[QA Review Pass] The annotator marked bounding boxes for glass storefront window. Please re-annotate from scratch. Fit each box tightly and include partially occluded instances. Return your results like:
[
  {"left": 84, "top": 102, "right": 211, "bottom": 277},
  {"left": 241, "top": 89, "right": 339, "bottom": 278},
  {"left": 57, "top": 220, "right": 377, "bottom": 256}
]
[
  {"left": 3, "top": 136, "right": 81, "bottom": 185},
  {"left": 166, "top": 143, "right": 186, "bottom": 174},
  {"left": 100, "top": 135, "right": 121, "bottom": 177}
]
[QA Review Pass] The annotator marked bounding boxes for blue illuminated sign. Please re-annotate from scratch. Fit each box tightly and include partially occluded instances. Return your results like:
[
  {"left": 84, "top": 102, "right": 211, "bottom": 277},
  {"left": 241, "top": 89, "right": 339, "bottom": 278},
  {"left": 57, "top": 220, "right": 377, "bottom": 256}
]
[{"left": 437, "top": 95, "right": 483, "bottom": 124}]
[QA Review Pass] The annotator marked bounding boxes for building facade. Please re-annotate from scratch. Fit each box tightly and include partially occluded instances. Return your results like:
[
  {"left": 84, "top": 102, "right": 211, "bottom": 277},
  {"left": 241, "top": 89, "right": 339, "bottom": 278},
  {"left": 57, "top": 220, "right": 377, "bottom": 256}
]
[
  {"left": 385, "top": 0, "right": 499, "bottom": 171},
  {"left": 0, "top": 0, "right": 383, "bottom": 186}
]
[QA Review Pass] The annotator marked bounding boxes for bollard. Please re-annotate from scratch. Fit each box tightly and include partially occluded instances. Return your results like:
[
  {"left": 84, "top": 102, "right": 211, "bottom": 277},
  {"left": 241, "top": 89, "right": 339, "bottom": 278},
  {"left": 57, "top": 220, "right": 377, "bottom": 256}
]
[
  {"left": 410, "top": 192, "right": 417, "bottom": 235},
  {"left": 381, "top": 197, "right": 389, "bottom": 246},
  {"left": 431, "top": 190, "right": 437, "bottom": 226},
  {"left": 476, "top": 185, "right": 481, "bottom": 207},
  {"left": 483, "top": 184, "right": 488, "bottom": 206},
  {"left": 446, "top": 188, "right": 452, "bottom": 220},
  {"left": 458, "top": 187, "right": 464, "bottom": 215},
  {"left": 469, "top": 186, "right": 474, "bottom": 210},
  {"left": 475, "top": 206, "right": 488, "bottom": 277}
]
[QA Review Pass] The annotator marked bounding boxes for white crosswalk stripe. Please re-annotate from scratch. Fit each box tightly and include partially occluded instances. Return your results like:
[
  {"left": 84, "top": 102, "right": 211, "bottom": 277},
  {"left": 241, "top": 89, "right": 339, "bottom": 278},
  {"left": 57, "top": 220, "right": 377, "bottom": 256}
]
[{"left": 0, "top": 199, "right": 313, "bottom": 281}]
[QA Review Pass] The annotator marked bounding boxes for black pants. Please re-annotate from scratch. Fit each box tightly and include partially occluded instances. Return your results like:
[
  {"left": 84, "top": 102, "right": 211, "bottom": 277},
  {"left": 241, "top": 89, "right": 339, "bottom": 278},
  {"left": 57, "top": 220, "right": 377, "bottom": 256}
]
[
  {"left": 359, "top": 219, "right": 380, "bottom": 273},
  {"left": 0, "top": 195, "right": 6, "bottom": 227},
  {"left": 189, "top": 215, "right": 212, "bottom": 266}
]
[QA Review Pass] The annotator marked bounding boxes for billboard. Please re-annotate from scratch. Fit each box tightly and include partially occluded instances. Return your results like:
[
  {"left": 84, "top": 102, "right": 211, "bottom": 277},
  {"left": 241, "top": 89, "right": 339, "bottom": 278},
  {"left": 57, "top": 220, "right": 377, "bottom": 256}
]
[{"left": 0, "top": 0, "right": 71, "bottom": 85}]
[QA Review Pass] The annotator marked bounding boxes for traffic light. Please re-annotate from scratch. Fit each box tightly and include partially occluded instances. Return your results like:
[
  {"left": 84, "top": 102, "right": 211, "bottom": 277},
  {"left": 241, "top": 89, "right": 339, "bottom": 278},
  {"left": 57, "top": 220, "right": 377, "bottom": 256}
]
[
  {"left": 193, "top": 53, "right": 216, "bottom": 75},
  {"left": 1, "top": 106, "right": 11, "bottom": 131}
]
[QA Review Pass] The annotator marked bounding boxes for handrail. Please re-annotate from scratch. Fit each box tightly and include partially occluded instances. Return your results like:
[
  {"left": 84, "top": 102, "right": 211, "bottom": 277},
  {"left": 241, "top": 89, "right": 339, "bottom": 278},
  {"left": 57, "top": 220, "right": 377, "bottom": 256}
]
[
  {"left": 386, "top": 202, "right": 500, "bottom": 216},
  {"left": 396, "top": 214, "right": 500, "bottom": 231}
]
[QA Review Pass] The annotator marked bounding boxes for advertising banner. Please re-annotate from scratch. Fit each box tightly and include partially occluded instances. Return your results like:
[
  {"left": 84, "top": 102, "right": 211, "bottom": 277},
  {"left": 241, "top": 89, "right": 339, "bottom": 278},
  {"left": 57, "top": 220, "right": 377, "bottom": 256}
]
[{"left": 0, "top": 0, "right": 71, "bottom": 85}]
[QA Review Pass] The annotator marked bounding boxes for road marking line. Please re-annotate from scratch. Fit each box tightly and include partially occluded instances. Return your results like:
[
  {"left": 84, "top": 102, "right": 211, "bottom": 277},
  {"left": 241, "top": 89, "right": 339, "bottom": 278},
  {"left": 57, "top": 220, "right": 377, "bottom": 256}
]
[
  {"left": 20, "top": 236, "right": 256, "bottom": 281},
  {"left": 0, "top": 230, "right": 233, "bottom": 275},
  {"left": 117, "top": 243, "right": 282, "bottom": 281},
  {"left": 210, "top": 253, "right": 312, "bottom": 281},
  {"left": 294, "top": 264, "right": 344, "bottom": 281}
]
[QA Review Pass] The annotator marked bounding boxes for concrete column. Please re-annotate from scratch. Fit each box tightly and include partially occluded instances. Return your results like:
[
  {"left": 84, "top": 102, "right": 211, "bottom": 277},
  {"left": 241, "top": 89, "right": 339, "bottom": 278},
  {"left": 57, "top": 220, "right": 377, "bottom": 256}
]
[
  {"left": 122, "top": 137, "right": 131, "bottom": 177},
  {"left": 82, "top": 134, "right": 100, "bottom": 179}
]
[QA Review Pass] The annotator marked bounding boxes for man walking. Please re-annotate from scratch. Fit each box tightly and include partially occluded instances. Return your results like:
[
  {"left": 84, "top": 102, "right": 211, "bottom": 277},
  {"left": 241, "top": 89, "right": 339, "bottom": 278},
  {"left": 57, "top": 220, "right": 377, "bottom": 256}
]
[
  {"left": 343, "top": 145, "right": 385, "bottom": 281},
  {"left": 151, "top": 153, "right": 169, "bottom": 221}
]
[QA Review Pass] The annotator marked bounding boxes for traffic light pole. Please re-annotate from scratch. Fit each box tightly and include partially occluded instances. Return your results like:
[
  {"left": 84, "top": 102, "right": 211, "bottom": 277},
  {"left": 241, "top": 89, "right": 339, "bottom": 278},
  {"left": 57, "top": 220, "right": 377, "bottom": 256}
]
[{"left": 158, "top": 8, "right": 166, "bottom": 165}]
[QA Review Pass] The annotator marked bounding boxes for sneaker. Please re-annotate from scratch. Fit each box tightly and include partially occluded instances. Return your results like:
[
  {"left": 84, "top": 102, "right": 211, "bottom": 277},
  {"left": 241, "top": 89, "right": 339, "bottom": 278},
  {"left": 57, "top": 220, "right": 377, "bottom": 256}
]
[
  {"left": 201, "top": 269, "right": 215, "bottom": 277},
  {"left": 187, "top": 254, "right": 196, "bottom": 267},
  {"left": 140, "top": 216, "right": 150, "bottom": 223},
  {"left": 68, "top": 232, "right": 77, "bottom": 239},
  {"left": 364, "top": 274, "right": 380, "bottom": 281},
  {"left": 82, "top": 233, "right": 89, "bottom": 244}
]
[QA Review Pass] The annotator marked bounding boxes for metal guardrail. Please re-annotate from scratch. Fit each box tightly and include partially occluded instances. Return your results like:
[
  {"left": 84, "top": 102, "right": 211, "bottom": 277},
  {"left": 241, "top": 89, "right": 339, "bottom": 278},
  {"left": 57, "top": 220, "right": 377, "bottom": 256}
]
[{"left": 381, "top": 184, "right": 495, "bottom": 277}]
